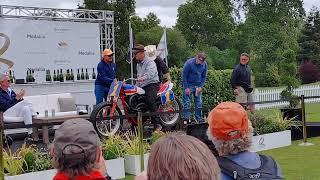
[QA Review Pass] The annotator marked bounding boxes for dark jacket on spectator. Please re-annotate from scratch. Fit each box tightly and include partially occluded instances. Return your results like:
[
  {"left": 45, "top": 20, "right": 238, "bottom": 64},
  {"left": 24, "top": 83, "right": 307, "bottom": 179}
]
[
  {"left": 154, "top": 56, "right": 169, "bottom": 82},
  {"left": 0, "top": 88, "right": 19, "bottom": 112},
  {"left": 230, "top": 64, "right": 252, "bottom": 92}
]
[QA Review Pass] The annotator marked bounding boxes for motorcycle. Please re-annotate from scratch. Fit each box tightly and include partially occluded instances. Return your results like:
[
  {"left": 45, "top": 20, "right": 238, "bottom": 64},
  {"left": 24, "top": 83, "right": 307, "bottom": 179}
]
[{"left": 90, "top": 78, "right": 181, "bottom": 138}]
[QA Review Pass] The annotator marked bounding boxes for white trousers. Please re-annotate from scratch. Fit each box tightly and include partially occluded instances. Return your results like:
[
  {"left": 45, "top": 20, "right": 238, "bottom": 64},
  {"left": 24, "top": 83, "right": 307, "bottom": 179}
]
[{"left": 3, "top": 100, "right": 34, "bottom": 134}]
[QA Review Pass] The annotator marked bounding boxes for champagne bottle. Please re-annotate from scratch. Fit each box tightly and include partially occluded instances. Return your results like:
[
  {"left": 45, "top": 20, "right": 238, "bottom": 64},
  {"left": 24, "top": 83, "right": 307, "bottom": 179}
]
[
  {"left": 9, "top": 70, "right": 13, "bottom": 83},
  {"left": 77, "top": 69, "right": 80, "bottom": 80},
  {"left": 60, "top": 69, "right": 64, "bottom": 82},
  {"left": 70, "top": 69, "right": 74, "bottom": 81},
  {"left": 26, "top": 70, "right": 29, "bottom": 83},
  {"left": 48, "top": 70, "right": 52, "bottom": 82},
  {"left": 85, "top": 68, "right": 89, "bottom": 80},
  {"left": 12, "top": 70, "right": 16, "bottom": 83},
  {"left": 66, "top": 69, "right": 70, "bottom": 81},
  {"left": 80, "top": 68, "right": 85, "bottom": 80},
  {"left": 92, "top": 68, "right": 96, "bottom": 79},
  {"left": 31, "top": 69, "right": 35, "bottom": 82},
  {"left": 53, "top": 70, "right": 57, "bottom": 81},
  {"left": 56, "top": 69, "right": 60, "bottom": 81}
]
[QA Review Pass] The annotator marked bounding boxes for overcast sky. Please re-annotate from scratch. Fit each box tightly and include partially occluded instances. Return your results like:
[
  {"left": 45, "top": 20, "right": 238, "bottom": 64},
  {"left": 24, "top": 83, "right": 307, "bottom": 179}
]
[{"left": 1, "top": 0, "right": 320, "bottom": 27}]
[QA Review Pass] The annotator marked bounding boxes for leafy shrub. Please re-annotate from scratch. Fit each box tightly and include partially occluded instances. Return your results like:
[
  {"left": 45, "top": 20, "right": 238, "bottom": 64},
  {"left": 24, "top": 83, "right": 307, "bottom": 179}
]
[
  {"left": 123, "top": 131, "right": 150, "bottom": 155},
  {"left": 255, "top": 65, "right": 281, "bottom": 87},
  {"left": 101, "top": 134, "right": 124, "bottom": 160},
  {"left": 249, "top": 110, "right": 293, "bottom": 135},
  {"left": 170, "top": 67, "right": 234, "bottom": 111},
  {"left": 299, "top": 60, "right": 319, "bottom": 84}
]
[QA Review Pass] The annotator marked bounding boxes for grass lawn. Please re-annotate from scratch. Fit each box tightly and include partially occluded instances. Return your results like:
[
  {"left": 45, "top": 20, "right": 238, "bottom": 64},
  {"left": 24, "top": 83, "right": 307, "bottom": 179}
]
[
  {"left": 124, "top": 138, "right": 320, "bottom": 180},
  {"left": 259, "top": 103, "right": 320, "bottom": 122},
  {"left": 261, "top": 137, "right": 320, "bottom": 180}
]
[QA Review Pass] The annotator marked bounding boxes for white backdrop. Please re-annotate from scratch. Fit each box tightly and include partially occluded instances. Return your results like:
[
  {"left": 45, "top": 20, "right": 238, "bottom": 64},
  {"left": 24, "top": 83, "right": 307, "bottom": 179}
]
[{"left": 0, "top": 18, "right": 100, "bottom": 82}]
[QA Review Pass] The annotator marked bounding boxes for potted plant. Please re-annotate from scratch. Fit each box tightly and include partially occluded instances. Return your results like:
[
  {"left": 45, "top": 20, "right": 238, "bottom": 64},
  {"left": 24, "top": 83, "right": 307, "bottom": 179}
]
[
  {"left": 249, "top": 110, "right": 294, "bottom": 152},
  {"left": 5, "top": 144, "right": 56, "bottom": 180},
  {"left": 280, "top": 77, "right": 301, "bottom": 121},
  {"left": 101, "top": 134, "right": 125, "bottom": 179},
  {"left": 123, "top": 131, "right": 150, "bottom": 175}
]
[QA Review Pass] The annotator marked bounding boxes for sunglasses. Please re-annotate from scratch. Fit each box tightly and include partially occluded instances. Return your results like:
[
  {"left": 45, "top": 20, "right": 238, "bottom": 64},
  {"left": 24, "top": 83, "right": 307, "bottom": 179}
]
[{"left": 107, "top": 55, "right": 113, "bottom": 57}]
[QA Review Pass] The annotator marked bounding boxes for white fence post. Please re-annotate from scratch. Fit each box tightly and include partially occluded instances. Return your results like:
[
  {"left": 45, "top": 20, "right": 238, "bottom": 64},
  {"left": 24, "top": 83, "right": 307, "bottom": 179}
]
[{"left": 254, "top": 85, "right": 320, "bottom": 109}]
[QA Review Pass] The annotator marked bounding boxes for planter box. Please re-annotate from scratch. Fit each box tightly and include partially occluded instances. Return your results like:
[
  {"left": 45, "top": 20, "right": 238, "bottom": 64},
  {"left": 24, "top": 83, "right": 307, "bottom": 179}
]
[
  {"left": 124, "top": 153, "right": 149, "bottom": 175},
  {"left": 5, "top": 169, "right": 56, "bottom": 180},
  {"left": 250, "top": 130, "right": 291, "bottom": 152},
  {"left": 105, "top": 158, "right": 125, "bottom": 179}
]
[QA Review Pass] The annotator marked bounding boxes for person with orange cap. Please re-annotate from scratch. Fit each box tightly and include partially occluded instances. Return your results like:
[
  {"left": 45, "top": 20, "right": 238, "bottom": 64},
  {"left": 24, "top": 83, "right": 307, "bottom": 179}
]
[
  {"left": 206, "top": 102, "right": 283, "bottom": 180},
  {"left": 94, "top": 49, "right": 116, "bottom": 104}
]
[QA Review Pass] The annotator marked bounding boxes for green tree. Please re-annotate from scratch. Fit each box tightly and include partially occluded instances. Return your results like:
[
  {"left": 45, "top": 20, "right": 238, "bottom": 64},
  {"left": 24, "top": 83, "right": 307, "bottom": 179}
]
[
  {"left": 135, "top": 26, "right": 191, "bottom": 67},
  {"left": 176, "top": 0, "right": 234, "bottom": 49},
  {"left": 83, "top": 0, "right": 135, "bottom": 78},
  {"left": 239, "top": 0, "right": 304, "bottom": 86},
  {"left": 298, "top": 8, "right": 320, "bottom": 64}
]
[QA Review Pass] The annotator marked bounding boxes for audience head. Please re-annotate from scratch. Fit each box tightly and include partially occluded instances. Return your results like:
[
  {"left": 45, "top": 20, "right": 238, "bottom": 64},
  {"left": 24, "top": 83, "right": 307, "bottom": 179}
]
[
  {"left": 240, "top": 53, "right": 250, "bottom": 65},
  {"left": 196, "top": 52, "right": 207, "bottom": 65},
  {"left": 133, "top": 44, "right": 145, "bottom": 63},
  {"left": 50, "top": 118, "right": 105, "bottom": 178},
  {"left": 147, "top": 133, "right": 220, "bottom": 180},
  {"left": 207, "top": 102, "right": 253, "bottom": 156},
  {"left": 0, "top": 73, "right": 10, "bottom": 89},
  {"left": 102, "top": 49, "right": 113, "bottom": 62}
]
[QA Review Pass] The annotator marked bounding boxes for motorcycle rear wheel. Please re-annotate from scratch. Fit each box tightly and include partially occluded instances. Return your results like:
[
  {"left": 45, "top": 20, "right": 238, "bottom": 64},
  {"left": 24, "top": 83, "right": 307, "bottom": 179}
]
[{"left": 157, "top": 98, "right": 181, "bottom": 127}]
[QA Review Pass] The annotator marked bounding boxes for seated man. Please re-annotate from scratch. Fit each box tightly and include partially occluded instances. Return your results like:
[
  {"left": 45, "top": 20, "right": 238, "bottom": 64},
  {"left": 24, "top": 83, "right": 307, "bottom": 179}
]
[
  {"left": 0, "top": 74, "right": 34, "bottom": 139},
  {"left": 207, "top": 102, "right": 283, "bottom": 180},
  {"left": 50, "top": 118, "right": 110, "bottom": 180}
]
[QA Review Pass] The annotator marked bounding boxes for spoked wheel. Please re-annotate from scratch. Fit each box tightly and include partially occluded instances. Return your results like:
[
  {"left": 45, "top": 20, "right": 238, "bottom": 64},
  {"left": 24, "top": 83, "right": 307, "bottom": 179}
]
[
  {"left": 90, "top": 102, "right": 123, "bottom": 138},
  {"left": 157, "top": 98, "right": 181, "bottom": 128}
]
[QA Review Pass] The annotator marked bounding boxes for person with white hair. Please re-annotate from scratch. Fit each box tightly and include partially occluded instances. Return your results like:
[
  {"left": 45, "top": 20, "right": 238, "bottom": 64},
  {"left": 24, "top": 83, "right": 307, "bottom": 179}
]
[
  {"left": 144, "top": 45, "right": 171, "bottom": 83},
  {"left": 0, "top": 73, "right": 34, "bottom": 140},
  {"left": 207, "top": 102, "right": 283, "bottom": 180}
]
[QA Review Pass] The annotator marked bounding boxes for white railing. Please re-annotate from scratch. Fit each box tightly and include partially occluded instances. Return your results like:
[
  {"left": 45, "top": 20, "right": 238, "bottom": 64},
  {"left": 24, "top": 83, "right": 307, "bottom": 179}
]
[{"left": 254, "top": 85, "right": 320, "bottom": 110}]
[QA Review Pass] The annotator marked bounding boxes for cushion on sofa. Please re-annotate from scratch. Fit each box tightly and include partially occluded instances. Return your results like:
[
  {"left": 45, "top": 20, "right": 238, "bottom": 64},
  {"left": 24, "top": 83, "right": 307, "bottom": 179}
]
[{"left": 58, "top": 97, "right": 76, "bottom": 112}]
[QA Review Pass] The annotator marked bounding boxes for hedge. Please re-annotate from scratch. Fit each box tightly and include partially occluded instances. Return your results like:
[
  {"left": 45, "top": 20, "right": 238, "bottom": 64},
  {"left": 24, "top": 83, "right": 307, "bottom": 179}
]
[{"left": 170, "top": 67, "right": 235, "bottom": 111}]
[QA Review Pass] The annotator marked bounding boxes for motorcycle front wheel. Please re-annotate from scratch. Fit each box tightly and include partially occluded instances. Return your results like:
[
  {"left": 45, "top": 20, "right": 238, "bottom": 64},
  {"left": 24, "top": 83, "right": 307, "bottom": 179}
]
[
  {"left": 90, "top": 102, "right": 123, "bottom": 138},
  {"left": 157, "top": 98, "right": 181, "bottom": 128}
]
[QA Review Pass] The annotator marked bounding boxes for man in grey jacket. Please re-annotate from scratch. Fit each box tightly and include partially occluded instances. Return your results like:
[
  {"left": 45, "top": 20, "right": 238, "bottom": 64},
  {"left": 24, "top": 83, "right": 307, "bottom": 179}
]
[{"left": 133, "top": 44, "right": 161, "bottom": 130}]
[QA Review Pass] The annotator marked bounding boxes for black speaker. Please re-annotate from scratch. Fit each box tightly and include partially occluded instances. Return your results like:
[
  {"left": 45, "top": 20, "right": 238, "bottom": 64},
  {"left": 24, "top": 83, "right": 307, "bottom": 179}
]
[
  {"left": 15, "top": 79, "right": 26, "bottom": 84},
  {"left": 186, "top": 123, "right": 218, "bottom": 156}
]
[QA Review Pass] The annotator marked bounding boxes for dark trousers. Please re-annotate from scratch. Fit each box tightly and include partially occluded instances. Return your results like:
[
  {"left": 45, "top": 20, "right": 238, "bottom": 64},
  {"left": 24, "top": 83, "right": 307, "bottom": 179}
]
[{"left": 142, "top": 83, "right": 160, "bottom": 124}]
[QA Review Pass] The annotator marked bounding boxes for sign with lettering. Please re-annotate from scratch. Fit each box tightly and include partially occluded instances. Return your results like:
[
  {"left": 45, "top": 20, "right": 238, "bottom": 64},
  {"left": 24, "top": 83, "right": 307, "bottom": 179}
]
[{"left": 0, "top": 18, "right": 100, "bottom": 82}]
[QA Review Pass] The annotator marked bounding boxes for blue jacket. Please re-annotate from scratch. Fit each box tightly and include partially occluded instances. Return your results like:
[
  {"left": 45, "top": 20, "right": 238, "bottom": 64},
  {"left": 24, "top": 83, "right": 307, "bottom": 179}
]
[
  {"left": 95, "top": 60, "right": 116, "bottom": 87},
  {"left": 0, "top": 88, "right": 20, "bottom": 112},
  {"left": 182, "top": 58, "right": 208, "bottom": 89}
]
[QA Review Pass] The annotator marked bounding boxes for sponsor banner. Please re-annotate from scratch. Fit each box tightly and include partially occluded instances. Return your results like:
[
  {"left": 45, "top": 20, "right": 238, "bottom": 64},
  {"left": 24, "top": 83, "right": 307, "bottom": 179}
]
[{"left": 0, "top": 18, "right": 100, "bottom": 81}]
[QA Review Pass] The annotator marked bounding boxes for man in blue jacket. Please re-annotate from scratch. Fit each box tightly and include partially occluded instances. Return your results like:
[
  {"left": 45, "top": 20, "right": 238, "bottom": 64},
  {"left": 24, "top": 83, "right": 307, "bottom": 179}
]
[
  {"left": 182, "top": 52, "right": 208, "bottom": 123},
  {"left": 0, "top": 74, "right": 34, "bottom": 140},
  {"left": 94, "top": 49, "right": 116, "bottom": 104}
]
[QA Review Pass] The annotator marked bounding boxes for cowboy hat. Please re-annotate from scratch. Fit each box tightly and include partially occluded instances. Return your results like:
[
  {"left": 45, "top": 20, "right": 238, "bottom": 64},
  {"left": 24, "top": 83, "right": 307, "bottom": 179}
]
[{"left": 144, "top": 45, "right": 162, "bottom": 61}]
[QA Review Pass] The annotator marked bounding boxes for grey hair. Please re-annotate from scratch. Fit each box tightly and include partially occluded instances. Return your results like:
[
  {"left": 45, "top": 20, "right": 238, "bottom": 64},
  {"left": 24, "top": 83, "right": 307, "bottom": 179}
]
[
  {"left": 240, "top": 53, "right": 250, "bottom": 58},
  {"left": 0, "top": 73, "right": 8, "bottom": 81},
  {"left": 207, "top": 120, "right": 254, "bottom": 156}
]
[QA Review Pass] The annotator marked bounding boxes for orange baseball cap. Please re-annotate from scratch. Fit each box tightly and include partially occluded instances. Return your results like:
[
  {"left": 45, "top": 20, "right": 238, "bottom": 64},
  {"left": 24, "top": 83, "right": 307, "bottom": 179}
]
[
  {"left": 208, "top": 102, "right": 249, "bottom": 141},
  {"left": 102, "top": 49, "right": 113, "bottom": 56}
]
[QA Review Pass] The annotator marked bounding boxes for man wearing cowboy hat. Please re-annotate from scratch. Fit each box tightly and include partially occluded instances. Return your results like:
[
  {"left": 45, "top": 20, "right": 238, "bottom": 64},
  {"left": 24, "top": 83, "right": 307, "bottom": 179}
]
[
  {"left": 133, "top": 44, "right": 161, "bottom": 131},
  {"left": 94, "top": 49, "right": 116, "bottom": 105},
  {"left": 144, "top": 45, "right": 171, "bottom": 82}
]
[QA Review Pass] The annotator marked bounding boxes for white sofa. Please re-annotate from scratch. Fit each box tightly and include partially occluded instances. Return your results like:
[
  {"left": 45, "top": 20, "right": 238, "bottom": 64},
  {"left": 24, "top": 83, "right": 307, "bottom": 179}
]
[{"left": 4, "top": 93, "right": 83, "bottom": 135}]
